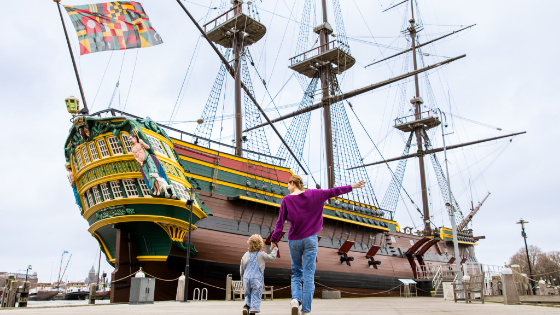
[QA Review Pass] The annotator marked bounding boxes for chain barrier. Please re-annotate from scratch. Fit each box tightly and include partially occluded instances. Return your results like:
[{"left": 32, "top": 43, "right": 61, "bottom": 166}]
[
  {"left": 110, "top": 270, "right": 141, "bottom": 283},
  {"left": 314, "top": 281, "right": 402, "bottom": 296},
  {"left": 188, "top": 277, "right": 226, "bottom": 290},
  {"left": 272, "top": 285, "right": 291, "bottom": 292},
  {"left": 511, "top": 269, "right": 560, "bottom": 283},
  {"left": 110, "top": 272, "right": 413, "bottom": 296}
]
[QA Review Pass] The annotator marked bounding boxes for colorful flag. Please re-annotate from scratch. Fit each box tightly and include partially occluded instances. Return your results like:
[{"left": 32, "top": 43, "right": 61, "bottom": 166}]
[{"left": 64, "top": 1, "right": 163, "bottom": 55}]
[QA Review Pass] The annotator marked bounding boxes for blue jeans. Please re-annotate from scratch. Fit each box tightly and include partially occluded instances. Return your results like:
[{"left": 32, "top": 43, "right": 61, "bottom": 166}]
[
  {"left": 289, "top": 234, "right": 318, "bottom": 313},
  {"left": 243, "top": 277, "right": 263, "bottom": 313}
]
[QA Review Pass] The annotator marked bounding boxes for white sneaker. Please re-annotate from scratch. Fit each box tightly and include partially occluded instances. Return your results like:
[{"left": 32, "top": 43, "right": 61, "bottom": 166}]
[{"left": 291, "top": 299, "right": 301, "bottom": 315}]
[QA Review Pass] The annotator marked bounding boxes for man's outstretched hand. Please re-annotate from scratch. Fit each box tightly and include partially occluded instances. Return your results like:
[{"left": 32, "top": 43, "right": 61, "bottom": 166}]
[{"left": 351, "top": 180, "right": 366, "bottom": 189}]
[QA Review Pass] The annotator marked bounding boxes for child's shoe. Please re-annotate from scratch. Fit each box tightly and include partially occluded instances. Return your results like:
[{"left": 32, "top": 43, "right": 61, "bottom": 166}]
[
  {"left": 242, "top": 305, "right": 250, "bottom": 315},
  {"left": 291, "top": 299, "right": 301, "bottom": 315}
]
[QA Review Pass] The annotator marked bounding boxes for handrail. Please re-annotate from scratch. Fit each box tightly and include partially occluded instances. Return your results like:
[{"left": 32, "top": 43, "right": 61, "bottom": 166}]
[
  {"left": 203, "top": 4, "right": 242, "bottom": 33},
  {"left": 88, "top": 108, "right": 286, "bottom": 161},
  {"left": 289, "top": 40, "right": 350, "bottom": 65},
  {"left": 394, "top": 110, "right": 438, "bottom": 125},
  {"left": 432, "top": 265, "right": 443, "bottom": 294}
]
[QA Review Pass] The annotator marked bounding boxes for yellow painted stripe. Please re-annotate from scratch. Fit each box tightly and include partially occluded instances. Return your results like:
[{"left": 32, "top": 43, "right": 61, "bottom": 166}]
[
  {"left": 323, "top": 205, "right": 397, "bottom": 224},
  {"left": 179, "top": 156, "right": 289, "bottom": 188},
  {"left": 137, "top": 256, "right": 167, "bottom": 262},
  {"left": 88, "top": 215, "right": 198, "bottom": 234},
  {"left": 185, "top": 172, "right": 285, "bottom": 199},
  {"left": 79, "top": 172, "right": 141, "bottom": 194},
  {"left": 82, "top": 197, "right": 206, "bottom": 221},
  {"left": 141, "top": 129, "right": 176, "bottom": 150},
  {"left": 323, "top": 214, "right": 390, "bottom": 231},
  {"left": 171, "top": 138, "right": 294, "bottom": 175},
  {"left": 78, "top": 170, "right": 191, "bottom": 195},
  {"left": 331, "top": 197, "right": 377, "bottom": 210},
  {"left": 92, "top": 232, "right": 113, "bottom": 261},
  {"left": 237, "top": 196, "right": 280, "bottom": 208},
  {"left": 74, "top": 132, "right": 183, "bottom": 179}
]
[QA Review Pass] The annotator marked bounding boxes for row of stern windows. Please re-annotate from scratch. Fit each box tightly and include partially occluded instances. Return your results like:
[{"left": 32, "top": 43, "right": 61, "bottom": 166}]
[
  {"left": 73, "top": 132, "right": 177, "bottom": 172},
  {"left": 82, "top": 178, "right": 191, "bottom": 212}
]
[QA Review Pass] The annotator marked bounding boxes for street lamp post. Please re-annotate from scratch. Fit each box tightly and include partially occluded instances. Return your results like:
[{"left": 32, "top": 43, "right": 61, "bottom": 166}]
[
  {"left": 183, "top": 187, "right": 196, "bottom": 302},
  {"left": 24, "top": 265, "right": 32, "bottom": 292},
  {"left": 516, "top": 219, "right": 536, "bottom": 294}
]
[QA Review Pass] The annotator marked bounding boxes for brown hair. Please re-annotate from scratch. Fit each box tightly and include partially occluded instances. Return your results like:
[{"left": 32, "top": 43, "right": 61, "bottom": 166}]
[
  {"left": 289, "top": 175, "right": 305, "bottom": 191},
  {"left": 247, "top": 234, "right": 264, "bottom": 252}
]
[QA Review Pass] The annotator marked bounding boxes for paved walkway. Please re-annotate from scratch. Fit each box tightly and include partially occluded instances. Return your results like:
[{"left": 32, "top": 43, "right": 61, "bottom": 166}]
[{"left": 1, "top": 298, "right": 559, "bottom": 314}]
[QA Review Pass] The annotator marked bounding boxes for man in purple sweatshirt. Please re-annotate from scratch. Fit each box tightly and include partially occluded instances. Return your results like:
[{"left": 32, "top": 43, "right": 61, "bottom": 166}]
[{"left": 270, "top": 175, "right": 365, "bottom": 315}]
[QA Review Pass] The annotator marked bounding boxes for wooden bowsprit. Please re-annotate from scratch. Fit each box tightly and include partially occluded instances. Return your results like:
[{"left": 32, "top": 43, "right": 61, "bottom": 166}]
[
  {"left": 365, "top": 245, "right": 382, "bottom": 269},
  {"left": 338, "top": 240, "right": 355, "bottom": 266},
  {"left": 265, "top": 231, "right": 285, "bottom": 258}
]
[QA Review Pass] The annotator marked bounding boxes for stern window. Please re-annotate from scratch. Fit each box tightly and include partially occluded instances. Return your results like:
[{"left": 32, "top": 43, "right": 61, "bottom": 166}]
[
  {"left": 82, "top": 147, "right": 91, "bottom": 165},
  {"left": 82, "top": 194, "right": 89, "bottom": 210},
  {"left": 107, "top": 136, "right": 123, "bottom": 155},
  {"left": 162, "top": 142, "right": 177, "bottom": 162},
  {"left": 138, "top": 179, "right": 152, "bottom": 197},
  {"left": 76, "top": 152, "right": 84, "bottom": 169},
  {"left": 87, "top": 190, "right": 95, "bottom": 207},
  {"left": 100, "top": 183, "right": 111, "bottom": 201},
  {"left": 88, "top": 143, "right": 100, "bottom": 161},
  {"left": 92, "top": 186, "right": 102, "bottom": 203},
  {"left": 97, "top": 139, "right": 110, "bottom": 158},
  {"left": 121, "top": 134, "right": 133, "bottom": 154},
  {"left": 171, "top": 181, "right": 189, "bottom": 201},
  {"left": 146, "top": 135, "right": 167, "bottom": 157},
  {"left": 123, "top": 179, "right": 139, "bottom": 197},
  {"left": 110, "top": 180, "right": 123, "bottom": 199}
]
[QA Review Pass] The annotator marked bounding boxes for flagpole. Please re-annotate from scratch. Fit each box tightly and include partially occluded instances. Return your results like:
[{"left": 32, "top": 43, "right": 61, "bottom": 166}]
[{"left": 54, "top": 0, "right": 89, "bottom": 114}]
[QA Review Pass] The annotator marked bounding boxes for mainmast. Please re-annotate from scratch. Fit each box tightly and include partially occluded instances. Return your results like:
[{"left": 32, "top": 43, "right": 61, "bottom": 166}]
[
  {"left": 233, "top": 1, "right": 243, "bottom": 157},
  {"left": 407, "top": 0, "right": 432, "bottom": 235},
  {"left": 318, "top": 0, "right": 335, "bottom": 188}
]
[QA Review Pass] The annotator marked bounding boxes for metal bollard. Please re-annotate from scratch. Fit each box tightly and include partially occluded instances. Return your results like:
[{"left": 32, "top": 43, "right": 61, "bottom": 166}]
[
  {"left": 201, "top": 288, "right": 208, "bottom": 301},
  {"left": 193, "top": 288, "right": 201, "bottom": 302},
  {"left": 226, "top": 274, "right": 232, "bottom": 301}
]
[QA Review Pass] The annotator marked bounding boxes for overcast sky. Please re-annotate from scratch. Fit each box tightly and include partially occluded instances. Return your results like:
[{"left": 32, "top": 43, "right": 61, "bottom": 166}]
[{"left": 1, "top": 0, "right": 558, "bottom": 283}]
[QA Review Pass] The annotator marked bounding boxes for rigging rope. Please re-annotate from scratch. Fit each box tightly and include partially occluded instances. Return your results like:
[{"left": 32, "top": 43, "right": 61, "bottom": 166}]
[
  {"left": 123, "top": 50, "right": 139, "bottom": 111},
  {"left": 91, "top": 51, "right": 114, "bottom": 111}
]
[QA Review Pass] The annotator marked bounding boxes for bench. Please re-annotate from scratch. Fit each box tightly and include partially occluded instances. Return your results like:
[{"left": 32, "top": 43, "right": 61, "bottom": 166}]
[
  {"left": 232, "top": 281, "right": 274, "bottom": 301},
  {"left": 452, "top": 273, "right": 485, "bottom": 303}
]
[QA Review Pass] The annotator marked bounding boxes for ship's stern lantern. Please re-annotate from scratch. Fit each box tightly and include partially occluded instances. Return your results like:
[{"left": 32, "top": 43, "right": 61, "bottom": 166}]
[{"left": 65, "top": 96, "right": 80, "bottom": 116}]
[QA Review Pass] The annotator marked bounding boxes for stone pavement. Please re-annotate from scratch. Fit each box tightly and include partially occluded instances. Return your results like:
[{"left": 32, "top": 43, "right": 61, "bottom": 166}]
[{"left": 1, "top": 298, "right": 559, "bottom": 314}]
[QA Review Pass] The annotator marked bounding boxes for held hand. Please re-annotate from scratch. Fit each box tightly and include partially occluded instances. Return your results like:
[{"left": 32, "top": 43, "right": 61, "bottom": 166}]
[
  {"left": 270, "top": 242, "right": 277, "bottom": 250},
  {"left": 351, "top": 180, "right": 366, "bottom": 189}
]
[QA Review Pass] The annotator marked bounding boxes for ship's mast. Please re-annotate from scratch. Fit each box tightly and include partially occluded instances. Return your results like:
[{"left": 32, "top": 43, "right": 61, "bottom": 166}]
[
  {"left": 319, "top": 0, "right": 335, "bottom": 188},
  {"left": 408, "top": 0, "right": 431, "bottom": 235},
  {"left": 233, "top": 1, "right": 243, "bottom": 157}
]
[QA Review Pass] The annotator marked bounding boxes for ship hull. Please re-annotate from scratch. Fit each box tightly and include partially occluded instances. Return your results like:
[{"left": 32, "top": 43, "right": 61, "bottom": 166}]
[
  {"left": 36, "top": 291, "right": 59, "bottom": 301},
  {"left": 63, "top": 114, "right": 479, "bottom": 303}
]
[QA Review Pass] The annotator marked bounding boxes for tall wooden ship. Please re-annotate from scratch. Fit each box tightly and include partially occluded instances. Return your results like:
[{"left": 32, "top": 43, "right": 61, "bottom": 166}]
[{"left": 58, "top": 0, "right": 524, "bottom": 302}]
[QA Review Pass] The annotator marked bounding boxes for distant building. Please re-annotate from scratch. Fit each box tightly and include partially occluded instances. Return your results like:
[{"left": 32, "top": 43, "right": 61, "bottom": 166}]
[
  {"left": 0, "top": 271, "right": 39, "bottom": 288},
  {"left": 84, "top": 266, "right": 98, "bottom": 284}
]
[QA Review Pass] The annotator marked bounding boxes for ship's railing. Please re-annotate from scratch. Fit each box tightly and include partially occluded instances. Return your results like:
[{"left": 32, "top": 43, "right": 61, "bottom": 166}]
[
  {"left": 432, "top": 265, "right": 444, "bottom": 294},
  {"left": 203, "top": 4, "right": 242, "bottom": 33},
  {"left": 289, "top": 40, "right": 350, "bottom": 65},
  {"left": 89, "top": 109, "right": 285, "bottom": 161},
  {"left": 481, "top": 264, "right": 504, "bottom": 296},
  {"left": 394, "top": 110, "right": 438, "bottom": 125}
]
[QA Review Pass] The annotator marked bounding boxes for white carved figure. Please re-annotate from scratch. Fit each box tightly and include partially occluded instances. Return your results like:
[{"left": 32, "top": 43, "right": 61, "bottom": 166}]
[{"left": 150, "top": 173, "right": 177, "bottom": 199}]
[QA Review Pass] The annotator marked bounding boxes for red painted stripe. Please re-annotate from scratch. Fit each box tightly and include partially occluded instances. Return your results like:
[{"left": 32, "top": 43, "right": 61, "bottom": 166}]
[{"left": 174, "top": 145, "right": 292, "bottom": 183}]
